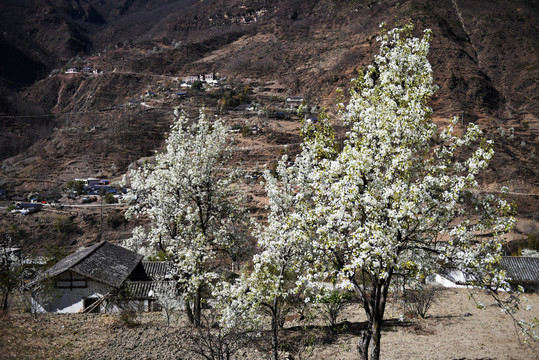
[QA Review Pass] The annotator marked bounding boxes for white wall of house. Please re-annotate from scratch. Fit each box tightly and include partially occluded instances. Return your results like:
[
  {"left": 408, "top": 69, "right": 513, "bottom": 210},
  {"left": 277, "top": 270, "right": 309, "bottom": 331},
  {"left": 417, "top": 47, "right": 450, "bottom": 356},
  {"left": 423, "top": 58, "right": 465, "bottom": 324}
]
[
  {"left": 432, "top": 273, "right": 469, "bottom": 288},
  {"left": 183, "top": 76, "right": 199, "bottom": 83},
  {"left": 31, "top": 271, "right": 155, "bottom": 313},
  {"left": 431, "top": 269, "right": 476, "bottom": 288},
  {"left": 32, "top": 271, "right": 114, "bottom": 313}
]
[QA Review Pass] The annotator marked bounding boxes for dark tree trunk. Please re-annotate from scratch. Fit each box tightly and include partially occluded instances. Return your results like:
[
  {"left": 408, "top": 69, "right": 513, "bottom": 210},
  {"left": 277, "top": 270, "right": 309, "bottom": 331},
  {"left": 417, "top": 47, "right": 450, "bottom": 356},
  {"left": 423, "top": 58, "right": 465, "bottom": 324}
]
[
  {"left": 185, "top": 285, "right": 203, "bottom": 326},
  {"left": 358, "top": 330, "right": 371, "bottom": 360},
  {"left": 370, "top": 271, "right": 391, "bottom": 360},
  {"left": 2, "top": 290, "right": 9, "bottom": 311},
  {"left": 353, "top": 270, "right": 393, "bottom": 360},
  {"left": 263, "top": 300, "right": 280, "bottom": 360},
  {"left": 271, "top": 310, "right": 279, "bottom": 360},
  {"left": 370, "top": 313, "right": 383, "bottom": 360},
  {"left": 194, "top": 285, "right": 202, "bottom": 326}
]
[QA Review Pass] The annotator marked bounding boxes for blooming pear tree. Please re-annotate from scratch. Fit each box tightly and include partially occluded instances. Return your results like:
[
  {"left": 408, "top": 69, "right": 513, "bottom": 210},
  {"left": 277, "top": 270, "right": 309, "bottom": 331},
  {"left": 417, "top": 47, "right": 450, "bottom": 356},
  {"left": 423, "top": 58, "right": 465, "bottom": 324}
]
[
  {"left": 126, "top": 108, "right": 251, "bottom": 325},
  {"left": 303, "top": 24, "right": 514, "bottom": 360},
  {"left": 1, "top": 234, "right": 24, "bottom": 311},
  {"left": 217, "top": 147, "right": 321, "bottom": 360},
  {"left": 246, "top": 24, "right": 514, "bottom": 360}
]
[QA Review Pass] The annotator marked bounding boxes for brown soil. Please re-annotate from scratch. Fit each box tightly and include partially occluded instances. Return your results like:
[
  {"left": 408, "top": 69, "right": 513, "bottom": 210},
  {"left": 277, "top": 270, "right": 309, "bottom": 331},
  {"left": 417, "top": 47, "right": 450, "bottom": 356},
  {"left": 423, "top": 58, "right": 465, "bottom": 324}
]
[{"left": 1, "top": 289, "right": 537, "bottom": 360}]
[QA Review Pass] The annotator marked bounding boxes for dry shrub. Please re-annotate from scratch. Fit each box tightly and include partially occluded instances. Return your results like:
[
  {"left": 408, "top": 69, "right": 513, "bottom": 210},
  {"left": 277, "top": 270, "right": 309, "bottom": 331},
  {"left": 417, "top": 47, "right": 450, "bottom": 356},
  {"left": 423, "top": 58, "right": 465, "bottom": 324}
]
[{"left": 399, "top": 285, "right": 443, "bottom": 319}]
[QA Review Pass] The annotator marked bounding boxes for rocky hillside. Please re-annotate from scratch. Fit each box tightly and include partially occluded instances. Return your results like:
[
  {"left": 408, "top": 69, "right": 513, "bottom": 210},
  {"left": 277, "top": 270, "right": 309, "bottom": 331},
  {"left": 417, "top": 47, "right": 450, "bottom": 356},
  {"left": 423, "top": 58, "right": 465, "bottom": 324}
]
[{"left": 0, "top": 0, "right": 537, "bottom": 252}]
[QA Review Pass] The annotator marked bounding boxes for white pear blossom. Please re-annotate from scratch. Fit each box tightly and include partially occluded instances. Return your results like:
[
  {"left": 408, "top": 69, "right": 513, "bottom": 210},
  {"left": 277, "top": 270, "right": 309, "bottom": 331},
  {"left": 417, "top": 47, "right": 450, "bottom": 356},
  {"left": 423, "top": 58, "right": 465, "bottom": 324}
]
[
  {"left": 236, "top": 23, "right": 514, "bottom": 360},
  {"left": 300, "top": 24, "right": 515, "bottom": 360},
  {"left": 152, "top": 276, "right": 183, "bottom": 326},
  {"left": 217, "top": 145, "right": 320, "bottom": 360},
  {"left": 125, "top": 108, "right": 251, "bottom": 325}
]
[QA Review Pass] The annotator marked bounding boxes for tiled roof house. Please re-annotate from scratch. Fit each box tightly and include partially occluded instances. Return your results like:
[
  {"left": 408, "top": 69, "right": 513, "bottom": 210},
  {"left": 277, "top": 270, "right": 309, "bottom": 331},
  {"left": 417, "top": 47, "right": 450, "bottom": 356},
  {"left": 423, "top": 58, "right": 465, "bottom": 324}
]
[{"left": 31, "top": 242, "right": 175, "bottom": 313}]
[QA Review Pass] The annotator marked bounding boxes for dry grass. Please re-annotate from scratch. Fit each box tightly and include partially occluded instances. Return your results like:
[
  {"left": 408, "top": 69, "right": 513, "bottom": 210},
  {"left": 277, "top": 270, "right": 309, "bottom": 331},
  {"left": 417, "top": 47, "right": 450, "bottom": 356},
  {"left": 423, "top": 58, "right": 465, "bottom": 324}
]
[{"left": 0, "top": 289, "right": 537, "bottom": 360}]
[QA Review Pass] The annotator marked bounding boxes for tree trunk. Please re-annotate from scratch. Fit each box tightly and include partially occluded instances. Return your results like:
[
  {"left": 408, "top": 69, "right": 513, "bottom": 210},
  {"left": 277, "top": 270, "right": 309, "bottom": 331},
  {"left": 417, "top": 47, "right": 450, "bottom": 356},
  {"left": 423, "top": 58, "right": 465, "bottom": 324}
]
[
  {"left": 372, "top": 271, "right": 392, "bottom": 360},
  {"left": 271, "top": 311, "right": 279, "bottom": 360},
  {"left": 262, "top": 301, "right": 280, "bottom": 360},
  {"left": 369, "top": 314, "right": 383, "bottom": 360},
  {"left": 225, "top": 342, "right": 230, "bottom": 360},
  {"left": 165, "top": 308, "right": 170, "bottom": 326},
  {"left": 354, "top": 270, "right": 393, "bottom": 360},
  {"left": 185, "top": 285, "right": 203, "bottom": 326},
  {"left": 194, "top": 285, "right": 202, "bottom": 326},
  {"left": 186, "top": 299, "right": 194, "bottom": 324},
  {"left": 357, "top": 330, "right": 371, "bottom": 360},
  {"left": 2, "top": 290, "right": 9, "bottom": 311}
]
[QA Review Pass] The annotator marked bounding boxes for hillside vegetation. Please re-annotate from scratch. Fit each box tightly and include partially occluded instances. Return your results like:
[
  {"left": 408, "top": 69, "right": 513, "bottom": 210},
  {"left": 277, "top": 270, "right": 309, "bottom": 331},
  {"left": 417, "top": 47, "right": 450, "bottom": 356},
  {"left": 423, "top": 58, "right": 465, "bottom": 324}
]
[{"left": 0, "top": 0, "right": 537, "bottom": 253}]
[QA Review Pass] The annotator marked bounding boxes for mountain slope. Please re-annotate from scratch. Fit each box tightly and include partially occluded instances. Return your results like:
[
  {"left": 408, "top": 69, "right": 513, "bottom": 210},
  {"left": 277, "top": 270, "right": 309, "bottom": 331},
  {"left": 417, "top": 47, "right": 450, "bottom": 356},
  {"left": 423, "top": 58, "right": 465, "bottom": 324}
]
[{"left": 0, "top": 0, "right": 537, "bottom": 205}]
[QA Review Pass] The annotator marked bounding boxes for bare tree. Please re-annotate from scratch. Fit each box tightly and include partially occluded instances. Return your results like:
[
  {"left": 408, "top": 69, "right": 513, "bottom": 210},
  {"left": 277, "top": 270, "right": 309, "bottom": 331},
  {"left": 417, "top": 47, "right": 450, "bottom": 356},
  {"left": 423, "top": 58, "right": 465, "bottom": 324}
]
[
  {"left": 152, "top": 276, "right": 182, "bottom": 326},
  {"left": 0, "top": 234, "right": 23, "bottom": 311},
  {"left": 184, "top": 307, "right": 257, "bottom": 360}
]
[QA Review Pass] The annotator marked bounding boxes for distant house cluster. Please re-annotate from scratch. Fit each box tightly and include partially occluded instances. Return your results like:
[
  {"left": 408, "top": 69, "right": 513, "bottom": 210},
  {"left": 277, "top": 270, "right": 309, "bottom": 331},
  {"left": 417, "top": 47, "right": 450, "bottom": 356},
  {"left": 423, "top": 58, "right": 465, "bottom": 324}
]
[
  {"left": 66, "top": 66, "right": 103, "bottom": 75},
  {"left": 182, "top": 73, "right": 217, "bottom": 86},
  {"left": 73, "top": 177, "right": 126, "bottom": 201}
]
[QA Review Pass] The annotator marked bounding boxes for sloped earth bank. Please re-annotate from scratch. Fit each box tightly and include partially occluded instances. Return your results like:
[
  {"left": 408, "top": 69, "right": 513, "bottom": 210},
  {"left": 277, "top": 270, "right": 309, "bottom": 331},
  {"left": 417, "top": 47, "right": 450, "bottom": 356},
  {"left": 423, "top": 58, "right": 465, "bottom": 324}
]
[{"left": 1, "top": 289, "right": 538, "bottom": 359}]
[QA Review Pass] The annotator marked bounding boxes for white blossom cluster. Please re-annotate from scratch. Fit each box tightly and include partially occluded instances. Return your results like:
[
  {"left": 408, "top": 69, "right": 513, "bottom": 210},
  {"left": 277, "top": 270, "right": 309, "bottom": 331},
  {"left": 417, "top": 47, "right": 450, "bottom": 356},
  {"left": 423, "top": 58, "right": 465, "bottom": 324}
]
[
  {"left": 152, "top": 276, "right": 183, "bottom": 325},
  {"left": 125, "top": 108, "right": 250, "bottom": 307},
  {"left": 218, "top": 24, "right": 515, "bottom": 341},
  {"left": 300, "top": 24, "right": 514, "bottom": 291},
  {"left": 216, "top": 148, "right": 319, "bottom": 331},
  {"left": 124, "top": 23, "right": 523, "bottom": 354}
]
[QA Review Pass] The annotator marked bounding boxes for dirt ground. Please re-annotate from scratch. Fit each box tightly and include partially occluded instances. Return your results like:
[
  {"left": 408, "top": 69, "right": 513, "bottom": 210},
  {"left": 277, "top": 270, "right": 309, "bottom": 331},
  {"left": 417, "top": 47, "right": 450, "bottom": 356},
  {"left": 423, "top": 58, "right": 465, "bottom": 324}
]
[{"left": 1, "top": 288, "right": 538, "bottom": 360}]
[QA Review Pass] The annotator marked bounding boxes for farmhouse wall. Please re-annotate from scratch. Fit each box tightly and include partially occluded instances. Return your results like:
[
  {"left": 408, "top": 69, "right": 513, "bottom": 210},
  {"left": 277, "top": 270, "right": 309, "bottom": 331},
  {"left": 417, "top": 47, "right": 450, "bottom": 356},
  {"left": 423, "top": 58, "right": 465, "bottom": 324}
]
[{"left": 32, "top": 271, "right": 113, "bottom": 313}]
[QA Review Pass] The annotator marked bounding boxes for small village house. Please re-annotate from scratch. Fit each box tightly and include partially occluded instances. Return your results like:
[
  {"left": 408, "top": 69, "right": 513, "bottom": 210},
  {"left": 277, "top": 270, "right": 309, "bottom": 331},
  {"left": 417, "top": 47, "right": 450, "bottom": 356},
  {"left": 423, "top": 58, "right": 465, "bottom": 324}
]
[
  {"left": 12, "top": 203, "right": 42, "bottom": 215},
  {"left": 182, "top": 74, "right": 216, "bottom": 84},
  {"left": 182, "top": 75, "right": 199, "bottom": 83},
  {"left": 285, "top": 96, "right": 304, "bottom": 110},
  {"left": 433, "top": 256, "right": 539, "bottom": 293},
  {"left": 30, "top": 241, "right": 174, "bottom": 313}
]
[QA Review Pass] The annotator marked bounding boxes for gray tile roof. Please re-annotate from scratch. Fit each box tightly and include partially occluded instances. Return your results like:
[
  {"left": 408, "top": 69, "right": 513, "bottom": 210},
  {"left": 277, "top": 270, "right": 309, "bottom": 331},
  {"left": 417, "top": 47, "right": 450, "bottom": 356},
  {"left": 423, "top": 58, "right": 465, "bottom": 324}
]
[
  {"left": 39, "top": 241, "right": 143, "bottom": 288},
  {"left": 141, "top": 261, "right": 175, "bottom": 279},
  {"left": 125, "top": 281, "right": 176, "bottom": 299},
  {"left": 125, "top": 281, "right": 156, "bottom": 299},
  {"left": 500, "top": 256, "right": 539, "bottom": 285}
]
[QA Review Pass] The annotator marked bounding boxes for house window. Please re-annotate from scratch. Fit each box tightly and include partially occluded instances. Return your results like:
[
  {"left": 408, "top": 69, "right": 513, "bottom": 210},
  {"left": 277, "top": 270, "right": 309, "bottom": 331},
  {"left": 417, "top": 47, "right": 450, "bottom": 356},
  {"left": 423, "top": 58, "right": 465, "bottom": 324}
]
[{"left": 56, "top": 272, "right": 87, "bottom": 289}]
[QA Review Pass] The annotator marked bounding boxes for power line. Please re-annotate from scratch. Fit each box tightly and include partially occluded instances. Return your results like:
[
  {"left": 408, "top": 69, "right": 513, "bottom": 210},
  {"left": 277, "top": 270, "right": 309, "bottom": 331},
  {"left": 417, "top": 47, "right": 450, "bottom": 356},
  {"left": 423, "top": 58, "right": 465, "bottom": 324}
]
[
  {"left": 0, "top": 106, "right": 172, "bottom": 119},
  {"left": 0, "top": 114, "right": 56, "bottom": 119}
]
